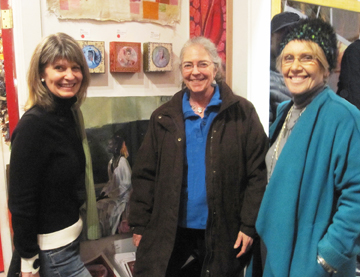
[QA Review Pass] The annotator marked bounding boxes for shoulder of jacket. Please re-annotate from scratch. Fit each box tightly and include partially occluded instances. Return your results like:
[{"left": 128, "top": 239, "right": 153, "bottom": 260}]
[{"left": 150, "top": 89, "right": 184, "bottom": 118}]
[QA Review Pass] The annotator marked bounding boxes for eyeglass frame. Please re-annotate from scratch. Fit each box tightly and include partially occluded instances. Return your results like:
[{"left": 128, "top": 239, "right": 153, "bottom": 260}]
[
  {"left": 181, "top": 60, "right": 216, "bottom": 71},
  {"left": 281, "top": 53, "right": 318, "bottom": 67}
]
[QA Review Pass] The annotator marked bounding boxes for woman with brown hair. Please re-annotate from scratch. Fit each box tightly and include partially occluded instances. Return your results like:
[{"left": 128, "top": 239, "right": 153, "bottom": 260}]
[{"left": 9, "top": 33, "right": 99, "bottom": 277}]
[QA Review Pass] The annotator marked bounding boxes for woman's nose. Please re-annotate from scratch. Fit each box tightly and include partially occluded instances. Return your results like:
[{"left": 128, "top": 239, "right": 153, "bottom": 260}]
[
  {"left": 65, "top": 68, "right": 75, "bottom": 79},
  {"left": 290, "top": 58, "right": 302, "bottom": 70},
  {"left": 191, "top": 64, "right": 201, "bottom": 74}
]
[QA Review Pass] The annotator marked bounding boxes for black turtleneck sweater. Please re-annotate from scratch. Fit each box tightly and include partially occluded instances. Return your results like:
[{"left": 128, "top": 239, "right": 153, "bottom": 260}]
[{"left": 9, "top": 96, "right": 86, "bottom": 259}]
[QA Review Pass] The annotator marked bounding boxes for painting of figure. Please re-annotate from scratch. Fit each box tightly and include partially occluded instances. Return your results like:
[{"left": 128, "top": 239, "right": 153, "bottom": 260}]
[
  {"left": 152, "top": 46, "right": 170, "bottom": 68},
  {"left": 110, "top": 42, "right": 141, "bottom": 73},
  {"left": 78, "top": 41, "right": 105, "bottom": 73},
  {"left": 143, "top": 42, "right": 172, "bottom": 72}
]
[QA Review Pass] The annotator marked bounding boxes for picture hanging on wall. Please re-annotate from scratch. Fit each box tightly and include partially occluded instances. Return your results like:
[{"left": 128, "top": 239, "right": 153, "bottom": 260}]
[
  {"left": 80, "top": 96, "right": 171, "bottom": 239},
  {"left": 78, "top": 41, "right": 105, "bottom": 74},
  {"left": 47, "top": 0, "right": 181, "bottom": 26},
  {"left": 143, "top": 42, "right": 172, "bottom": 72},
  {"left": 109, "top": 42, "right": 141, "bottom": 73}
]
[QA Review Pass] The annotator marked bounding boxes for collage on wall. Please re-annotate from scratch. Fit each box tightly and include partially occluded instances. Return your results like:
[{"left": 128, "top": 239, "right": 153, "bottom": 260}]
[{"left": 47, "top": 0, "right": 181, "bottom": 26}]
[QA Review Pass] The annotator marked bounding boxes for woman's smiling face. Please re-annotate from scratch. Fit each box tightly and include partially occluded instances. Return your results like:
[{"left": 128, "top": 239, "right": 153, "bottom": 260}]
[
  {"left": 181, "top": 45, "right": 217, "bottom": 96},
  {"left": 42, "top": 58, "right": 83, "bottom": 99},
  {"left": 281, "top": 40, "right": 327, "bottom": 97}
]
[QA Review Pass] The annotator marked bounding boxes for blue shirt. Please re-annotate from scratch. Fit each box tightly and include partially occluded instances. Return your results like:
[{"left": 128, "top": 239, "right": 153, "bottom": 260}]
[{"left": 178, "top": 85, "right": 222, "bottom": 229}]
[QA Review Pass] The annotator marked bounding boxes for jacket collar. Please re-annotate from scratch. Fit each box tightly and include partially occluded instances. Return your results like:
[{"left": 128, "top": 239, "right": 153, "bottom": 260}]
[{"left": 156, "top": 81, "right": 240, "bottom": 134}]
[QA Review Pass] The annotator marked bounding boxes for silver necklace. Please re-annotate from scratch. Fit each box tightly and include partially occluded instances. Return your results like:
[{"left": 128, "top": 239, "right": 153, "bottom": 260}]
[
  {"left": 268, "top": 105, "right": 306, "bottom": 182},
  {"left": 191, "top": 105, "right": 204, "bottom": 114}
]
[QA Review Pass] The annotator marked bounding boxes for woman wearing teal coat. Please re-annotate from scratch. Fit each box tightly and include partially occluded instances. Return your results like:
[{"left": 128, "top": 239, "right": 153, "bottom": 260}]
[{"left": 256, "top": 18, "right": 360, "bottom": 276}]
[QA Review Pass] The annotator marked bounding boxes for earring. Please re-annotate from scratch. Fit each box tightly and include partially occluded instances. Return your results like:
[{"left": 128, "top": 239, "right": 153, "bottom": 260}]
[{"left": 41, "top": 78, "right": 45, "bottom": 82}]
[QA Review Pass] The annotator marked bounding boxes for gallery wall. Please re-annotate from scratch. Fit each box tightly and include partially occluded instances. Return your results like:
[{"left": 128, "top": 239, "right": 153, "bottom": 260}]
[{"left": 12, "top": 0, "right": 270, "bottom": 129}]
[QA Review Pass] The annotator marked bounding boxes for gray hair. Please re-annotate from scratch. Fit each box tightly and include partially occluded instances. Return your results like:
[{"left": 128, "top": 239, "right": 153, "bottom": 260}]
[
  {"left": 26, "top": 32, "right": 90, "bottom": 111},
  {"left": 179, "top": 36, "right": 223, "bottom": 82}
]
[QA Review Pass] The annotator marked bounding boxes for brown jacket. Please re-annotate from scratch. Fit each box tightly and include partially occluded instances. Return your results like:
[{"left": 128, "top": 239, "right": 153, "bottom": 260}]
[{"left": 129, "top": 82, "right": 268, "bottom": 276}]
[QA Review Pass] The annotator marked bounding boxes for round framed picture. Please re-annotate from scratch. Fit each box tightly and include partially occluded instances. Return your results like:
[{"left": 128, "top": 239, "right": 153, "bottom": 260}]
[
  {"left": 117, "top": 47, "right": 138, "bottom": 68},
  {"left": 83, "top": 45, "right": 102, "bottom": 69},
  {"left": 152, "top": 46, "right": 170, "bottom": 68}
]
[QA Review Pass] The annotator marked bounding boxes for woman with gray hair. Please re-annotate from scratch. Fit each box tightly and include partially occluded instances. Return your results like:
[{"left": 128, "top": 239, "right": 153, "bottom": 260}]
[
  {"left": 129, "top": 36, "right": 268, "bottom": 276},
  {"left": 8, "top": 32, "right": 98, "bottom": 277}
]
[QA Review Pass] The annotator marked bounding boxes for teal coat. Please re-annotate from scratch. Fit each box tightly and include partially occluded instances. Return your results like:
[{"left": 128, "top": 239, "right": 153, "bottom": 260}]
[{"left": 257, "top": 87, "right": 360, "bottom": 276}]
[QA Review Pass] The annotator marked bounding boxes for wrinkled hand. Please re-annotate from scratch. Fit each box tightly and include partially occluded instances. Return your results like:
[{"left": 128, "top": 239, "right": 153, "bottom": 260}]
[
  {"left": 21, "top": 272, "right": 40, "bottom": 277},
  {"left": 234, "top": 231, "right": 253, "bottom": 258},
  {"left": 133, "top": 234, "right": 142, "bottom": 247}
]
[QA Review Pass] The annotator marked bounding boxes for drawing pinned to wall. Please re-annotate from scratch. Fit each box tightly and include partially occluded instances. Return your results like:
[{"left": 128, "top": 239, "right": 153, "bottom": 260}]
[
  {"left": 47, "top": 0, "right": 182, "bottom": 26},
  {"left": 78, "top": 41, "right": 105, "bottom": 73},
  {"left": 110, "top": 42, "right": 141, "bottom": 73},
  {"left": 190, "top": 0, "right": 227, "bottom": 64},
  {"left": 143, "top": 42, "right": 172, "bottom": 72}
]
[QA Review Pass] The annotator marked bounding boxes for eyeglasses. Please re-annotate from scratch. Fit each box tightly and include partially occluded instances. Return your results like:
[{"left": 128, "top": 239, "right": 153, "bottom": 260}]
[
  {"left": 282, "top": 54, "right": 317, "bottom": 66},
  {"left": 181, "top": 61, "right": 214, "bottom": 71}
]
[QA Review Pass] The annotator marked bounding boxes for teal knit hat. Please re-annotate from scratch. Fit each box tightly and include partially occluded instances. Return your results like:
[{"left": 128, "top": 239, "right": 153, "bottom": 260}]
[{"left": 279, "top": 18, "right": 338, "bottom": 71}]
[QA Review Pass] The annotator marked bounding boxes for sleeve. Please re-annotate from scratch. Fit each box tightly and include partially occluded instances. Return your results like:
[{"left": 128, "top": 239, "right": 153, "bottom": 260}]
[
  {"left": 128, "top": 114, "right": 158, "bottom": 235},
  {"left": 112, "top": 157, "right": 132, "bottom": 199},
  {"left": 8, "top": 113, "right": 46, "bottom": 260},
  {"left": 240, "top": 106, "right": 269, "bottom": 237},
  {"left": 317, "top": 118, "right": 360, "bottom": 270}
]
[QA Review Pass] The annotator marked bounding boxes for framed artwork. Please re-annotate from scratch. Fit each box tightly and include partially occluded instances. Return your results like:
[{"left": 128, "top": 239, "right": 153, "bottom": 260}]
[
  {"left": 143, "top": 42, "right": 172, "bottom": 72},
  {"left": 109, "top": 42, "right": 141, "bottom": 73},
  {"left": 189, "top": 0, "right": 232, "bottom": 84},
  {"left": 84, "top": 253, "right": 118, "bottom": 277},
  {"left": 78, "top": 41, "right": 105, "bottom": 74}
]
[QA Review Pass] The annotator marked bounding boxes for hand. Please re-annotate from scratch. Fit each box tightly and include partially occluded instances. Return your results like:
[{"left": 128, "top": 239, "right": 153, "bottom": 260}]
[
  {"left": 133, "top": 234, "right": 142, "bottom": 247},
  {"left": 233, "top": 231, "right": 253, "bottom": 258},
  {"left": 21, "top": 272, "right": 40, "bottom": 277}
]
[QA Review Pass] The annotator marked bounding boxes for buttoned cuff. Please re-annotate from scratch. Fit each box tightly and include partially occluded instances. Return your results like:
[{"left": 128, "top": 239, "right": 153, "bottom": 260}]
[{"left": 21, "top": 254, "right": 40, "bottom": 274}]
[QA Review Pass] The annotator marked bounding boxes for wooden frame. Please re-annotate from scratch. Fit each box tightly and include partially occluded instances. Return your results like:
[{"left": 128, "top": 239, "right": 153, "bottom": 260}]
[
  {"left": 143, "top": 42, "right": 172, "bottom": 72},
  {"left": 226, "top": 0, "right": 233, "bottom": 86},
  {"left": 78, "top": 40, "right": 105, "bottom": 73},
  {"left": 272, "top": 0, "right": 360, "bottom": 17},
  {"left": 109, "top": 42, "right": 141, "bottom": 73},
  {"left": 85, "top": 253, "right": 119, "bottom": 277}
]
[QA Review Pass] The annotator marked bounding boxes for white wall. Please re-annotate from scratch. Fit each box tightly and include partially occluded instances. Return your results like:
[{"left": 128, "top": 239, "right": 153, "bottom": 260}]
[
  {"left": 232, "top": 0, "right": 270, "bottom": 133},
  {"left": 15, "top": 0, "right": 190, "bottom": 109},
  {"left": 13, "top": 0, "right": 270, "bottom": 130}
]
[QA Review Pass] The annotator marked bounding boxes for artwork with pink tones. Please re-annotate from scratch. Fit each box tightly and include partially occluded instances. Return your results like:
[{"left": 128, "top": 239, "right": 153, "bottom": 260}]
[
  {"left": 130, "top": 3, "right": 141, "bottom": 14},
  {"left": 47, "top": 0, "right": 182, "bottom": 26},
  {"left": 110, "top": 42, "right": 141, "bottom": 73},
  {"left": 60, "top": 0, "right": 69, "bottom": 10},
  {"left": 190, "top": 0, "right": 226, "bottom": 66},
  {"left": 69, "top": 0, "right": 81, "bottom": 9}
]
